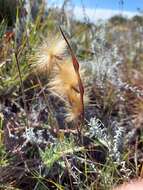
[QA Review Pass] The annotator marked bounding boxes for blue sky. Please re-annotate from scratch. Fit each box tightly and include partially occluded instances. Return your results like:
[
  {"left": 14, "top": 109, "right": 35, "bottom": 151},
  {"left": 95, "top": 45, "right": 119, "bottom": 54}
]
[
  {"left": 72, "top": 0, "right": 143, "bottom": 12},
  {"left": 47, "top": 0, "right": 142, "bottom": 22},
  {"left": 48, "top": 0, "right": 143, "bottom": 12}
]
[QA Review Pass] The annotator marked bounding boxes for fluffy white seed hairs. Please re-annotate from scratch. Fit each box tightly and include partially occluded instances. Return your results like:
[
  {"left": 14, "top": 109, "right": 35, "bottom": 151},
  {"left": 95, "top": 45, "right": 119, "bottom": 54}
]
[
  {"left": 32, "top": 34, "right": 89, "bottom": 122},
  {"left": 33, "top": 34, "right": 67, "bottom": 75}
]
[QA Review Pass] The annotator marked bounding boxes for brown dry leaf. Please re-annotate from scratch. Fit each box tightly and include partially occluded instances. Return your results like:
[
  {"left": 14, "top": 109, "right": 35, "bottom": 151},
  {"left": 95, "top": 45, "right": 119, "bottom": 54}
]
[{"left": 59, "top": 26, "right": 84, "bottom": 122}]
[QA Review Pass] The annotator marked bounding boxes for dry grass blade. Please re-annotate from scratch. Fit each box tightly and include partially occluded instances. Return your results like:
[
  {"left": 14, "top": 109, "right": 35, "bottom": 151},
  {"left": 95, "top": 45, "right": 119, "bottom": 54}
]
[{"left": 59, "top": 26, "right": 84, "bottom": 122}]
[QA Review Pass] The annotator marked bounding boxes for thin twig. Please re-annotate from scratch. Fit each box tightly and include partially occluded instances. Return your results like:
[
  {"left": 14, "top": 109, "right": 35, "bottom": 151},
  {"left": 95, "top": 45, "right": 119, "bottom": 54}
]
[{"left": 14, "top": 50, "right": 29, "bottom": 127}]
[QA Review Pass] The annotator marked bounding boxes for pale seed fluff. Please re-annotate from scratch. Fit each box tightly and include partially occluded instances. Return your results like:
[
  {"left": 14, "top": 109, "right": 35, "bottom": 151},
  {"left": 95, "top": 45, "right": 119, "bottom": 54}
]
[
  {"left": 48, "top": 59, "right": 89, "bottom": 121},
  {"left": 32, "top": 34, "right": 89, "bottom": 122},
  {"left": 32, "top": 35, "right": 67, "bottom": 75}
]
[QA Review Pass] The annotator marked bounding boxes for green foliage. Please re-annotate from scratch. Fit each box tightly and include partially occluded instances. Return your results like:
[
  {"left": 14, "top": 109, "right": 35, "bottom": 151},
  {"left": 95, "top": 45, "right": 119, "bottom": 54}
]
[
  {"left": 0, "top": 113, "right": 8, "bottom": 167},
  {"left": 132, "top": 15, "right": 143, "bottom": 25},
  {"left": 109, "top": 14, "right": 128, "bottom": 25},
  {"left": 0, "top": 2, "right": 143, "bottom": 189},
  {"left": 41, "top": 137, "right": 84, "bottom": 168},
  {"left": 0, "top": 0, "right": 18, "bottom": 26},
  {"left": 0, "top": 20, "right": 7, "bottom": 39}
]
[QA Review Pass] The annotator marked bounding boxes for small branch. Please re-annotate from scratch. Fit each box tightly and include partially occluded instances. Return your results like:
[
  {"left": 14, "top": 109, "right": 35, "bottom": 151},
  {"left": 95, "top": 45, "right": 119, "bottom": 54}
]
[{"left": 14, "top": 50, "right": 29, "bottom": 127}]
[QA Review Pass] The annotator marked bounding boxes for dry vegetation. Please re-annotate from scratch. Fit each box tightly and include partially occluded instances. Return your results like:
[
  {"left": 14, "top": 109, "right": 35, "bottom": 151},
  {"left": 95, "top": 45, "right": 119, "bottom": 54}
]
[{"left": 0, "top": 1, "right": 143, "bottom": 190}]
